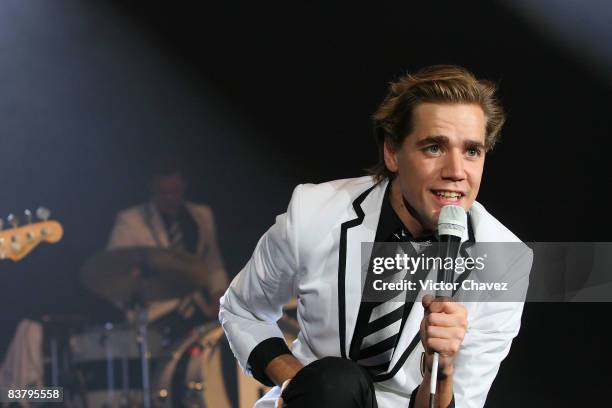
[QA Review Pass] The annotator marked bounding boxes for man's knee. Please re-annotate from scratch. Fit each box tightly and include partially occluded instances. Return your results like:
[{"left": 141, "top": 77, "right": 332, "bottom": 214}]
[
  {"left": 310, "top": 356, "right": 369, "bottom": 390},
  {"left": 283, "top": 356, "right": 376, "bottom": 407}
]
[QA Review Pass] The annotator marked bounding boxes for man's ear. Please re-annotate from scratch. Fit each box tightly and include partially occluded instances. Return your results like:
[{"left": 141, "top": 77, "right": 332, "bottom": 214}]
[{"left": 383, "top": 139, "right": 399, "bottom": 173}]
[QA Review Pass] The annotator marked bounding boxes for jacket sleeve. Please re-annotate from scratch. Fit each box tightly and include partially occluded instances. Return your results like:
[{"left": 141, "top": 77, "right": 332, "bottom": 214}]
[
  {"left": 219, "top": 184, "right": 302, "bottom": 377},
  {"left": 452, "top": 248, "right": 533, "bottom": 408}
]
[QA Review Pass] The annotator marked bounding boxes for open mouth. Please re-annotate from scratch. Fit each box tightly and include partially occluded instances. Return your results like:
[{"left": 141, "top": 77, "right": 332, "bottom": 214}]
[{"left": 431, "top": 190, "right": 465, "bottom": 203}]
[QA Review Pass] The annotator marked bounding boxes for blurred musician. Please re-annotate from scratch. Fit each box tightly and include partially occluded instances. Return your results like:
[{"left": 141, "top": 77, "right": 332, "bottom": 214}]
[{"left": 107, "top": 154, "right": 228, "bottom": 331}]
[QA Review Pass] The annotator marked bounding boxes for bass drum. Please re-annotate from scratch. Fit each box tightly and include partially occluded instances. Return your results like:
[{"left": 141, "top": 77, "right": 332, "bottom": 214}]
[{"left": 152, "top": 318, "right": 298, "bottom": 408}]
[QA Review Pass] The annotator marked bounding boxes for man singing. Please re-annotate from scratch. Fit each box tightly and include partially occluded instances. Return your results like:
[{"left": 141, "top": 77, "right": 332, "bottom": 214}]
[{"left": 220, "top": 65, "right": 532, "bottom": 407}]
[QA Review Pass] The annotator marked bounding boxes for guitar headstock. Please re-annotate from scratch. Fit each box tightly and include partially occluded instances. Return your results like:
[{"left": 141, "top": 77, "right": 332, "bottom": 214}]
[{"left": 0, "top": 208, "right": 64, "bottom": 262}]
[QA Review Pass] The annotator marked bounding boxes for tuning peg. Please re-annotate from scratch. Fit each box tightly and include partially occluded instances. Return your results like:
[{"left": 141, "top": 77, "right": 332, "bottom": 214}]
[
  {"left": 7, "top": 214, "right": 19, "bottom": 228},
  {"left": 11, "top": 240, "right": 21, "bottom": 253},
  {"left": 36, "top": 207, "right": 51, "bottom": 221},
  {"left": 24, "top": 209, "right": 33, "bottom": 224}
]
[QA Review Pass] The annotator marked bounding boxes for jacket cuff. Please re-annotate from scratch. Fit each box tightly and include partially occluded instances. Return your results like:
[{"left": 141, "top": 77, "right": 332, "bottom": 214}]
[
  {"left": 408, "top": 385, "right": 455, "bottom": 408},
  {"left": 247, "top": 337, "right": 293, "bottom": 386}
]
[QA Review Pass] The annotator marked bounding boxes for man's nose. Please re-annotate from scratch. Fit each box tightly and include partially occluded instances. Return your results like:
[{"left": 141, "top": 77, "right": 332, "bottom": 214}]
[{"left": 441, "top": 150, "right": 466, "bottom": 181}]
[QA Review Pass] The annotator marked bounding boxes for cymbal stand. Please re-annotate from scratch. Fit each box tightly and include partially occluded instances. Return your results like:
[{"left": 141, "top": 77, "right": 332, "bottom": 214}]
[
  {"left": 103, "top": 322, "right": 115, "bottom": 407},
  {"left": 135, "top": 304, "right": 152, "bottom": 408}
]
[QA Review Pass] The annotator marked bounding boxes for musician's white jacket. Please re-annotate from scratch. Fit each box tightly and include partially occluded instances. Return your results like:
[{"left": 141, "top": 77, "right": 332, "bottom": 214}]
[
  {"left": 220, "top": 176, "right": 532, "bottom": 408},
  {"left": 107, "top": 201, "right": 228, "bottom": 319}
]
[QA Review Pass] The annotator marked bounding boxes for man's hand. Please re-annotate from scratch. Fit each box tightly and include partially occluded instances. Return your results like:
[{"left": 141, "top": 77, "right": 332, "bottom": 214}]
[
  {"left": 414, "top": 295, "right": 468, "bottom": 408},
  {"left": 420, "top": 294, "right": 468, "bottom": 377},
  {"left": 275, "top": 378, "right": 292, "bottom": 408}
]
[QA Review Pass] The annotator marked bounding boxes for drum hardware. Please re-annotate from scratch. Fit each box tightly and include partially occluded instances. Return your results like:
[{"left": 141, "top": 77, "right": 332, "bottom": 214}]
[
  {"left": 79, "top": 247, "right": 211, "bottom": 407},
  {"left": 39, "top": 313, "right": 89, "bottom": 406},
  {"left": 68, "top": 320, "right": 166, "bottom": 408},
  {"left": 102, "top": 322, "right": 116, "bottom": 407},
  {"left": 76, "top": 248, "right": 299, "bottom": 407},
  {"left": 136, "top": 303, "right": 152, "bottom": 408},
  {"left": 149, "top": 319, "right": 298, "bottom": 408},
  {"left": 62, "top": 313, "right": 299, "bottom": 407},
  {"left": 150, "top": 322, "right": 222, "bottom": 408}
]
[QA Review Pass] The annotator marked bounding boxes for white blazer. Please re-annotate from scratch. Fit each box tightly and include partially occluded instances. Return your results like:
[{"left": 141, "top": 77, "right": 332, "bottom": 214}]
[{"left": 220, "top": 176, "right": 532, "bottom": 408}]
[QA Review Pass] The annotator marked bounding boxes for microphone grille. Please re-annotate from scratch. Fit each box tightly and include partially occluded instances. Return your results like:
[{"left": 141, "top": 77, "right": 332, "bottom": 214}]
[{"left": 438, "top": 205, "right": 467, "bottom": 238}]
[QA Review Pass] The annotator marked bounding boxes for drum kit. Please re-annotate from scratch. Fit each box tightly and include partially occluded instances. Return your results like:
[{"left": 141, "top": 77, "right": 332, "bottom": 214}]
[{"left": 46, "top": 247, "right": 298, "bottom": 408}]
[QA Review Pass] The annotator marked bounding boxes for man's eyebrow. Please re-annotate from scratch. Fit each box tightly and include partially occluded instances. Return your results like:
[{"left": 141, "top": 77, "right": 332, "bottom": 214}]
[
  {"left": 414, "top": 135, "right": 486, "bottom": 150},
  {"left": 414, "top": 135, "right": 448, "bottom": 147},
  {"left": 464, "top": 140, "right": 486, "bottom": 150}
]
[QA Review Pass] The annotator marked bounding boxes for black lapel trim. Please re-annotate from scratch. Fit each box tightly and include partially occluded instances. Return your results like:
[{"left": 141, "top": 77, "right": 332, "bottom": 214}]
[
  {"left": 370, "top": 249, "right": 432, "bottom": 381},
  {"left": 373, "top": 332, "right": 421, "bottom": 382},
  {"left": 337, "top": 184, "right": 377, "bottom": 358}
]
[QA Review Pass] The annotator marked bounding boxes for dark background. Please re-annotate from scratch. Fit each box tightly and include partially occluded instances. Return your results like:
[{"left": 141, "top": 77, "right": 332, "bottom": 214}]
[{"left": 0, "top": 0, "right": 610, "bottom": 406}]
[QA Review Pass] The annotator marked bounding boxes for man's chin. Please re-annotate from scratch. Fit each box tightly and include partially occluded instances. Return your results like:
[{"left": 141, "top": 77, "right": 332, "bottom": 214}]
[{"left": 422, "top": 219, "right": 438, "bottom": 234}]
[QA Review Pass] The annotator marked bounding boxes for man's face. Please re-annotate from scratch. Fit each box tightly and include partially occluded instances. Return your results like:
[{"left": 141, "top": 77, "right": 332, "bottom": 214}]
[
  {"left": 152, "top": 172, "right": 186, "bottom": 215},
  {"left": 384, "top": 102, "right": 486, "bottom": 232}
]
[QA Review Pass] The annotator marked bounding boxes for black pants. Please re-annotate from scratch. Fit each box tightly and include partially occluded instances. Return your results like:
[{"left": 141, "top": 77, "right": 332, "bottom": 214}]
[{"left": 281, "top": 356, "right": 378, "bottom": 408}]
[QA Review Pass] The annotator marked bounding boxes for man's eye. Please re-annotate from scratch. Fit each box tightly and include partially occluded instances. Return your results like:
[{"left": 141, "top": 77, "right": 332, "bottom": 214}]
[
  {"left": 425, "top": 145, "right": 441, "bottom": 155},
  {"left": 466, "top": 147, "right": 481, "bottom": 157}
]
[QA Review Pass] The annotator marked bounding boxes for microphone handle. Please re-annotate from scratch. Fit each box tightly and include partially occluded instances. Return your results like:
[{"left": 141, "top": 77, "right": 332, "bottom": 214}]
[
  {"left": 437, "top": 235, "right": 462, "bottom": 298},
  {"left": 430, "top": 235, "right": 462, "bottom": 406}
]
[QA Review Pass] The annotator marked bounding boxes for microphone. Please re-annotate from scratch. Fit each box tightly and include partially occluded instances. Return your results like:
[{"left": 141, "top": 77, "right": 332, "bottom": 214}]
[
  {"left": 437, "top": 205, "right": 467, "bottom": 296},
  {"left": 429, "top": 205, "right": 467, "bottom": 408}
]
